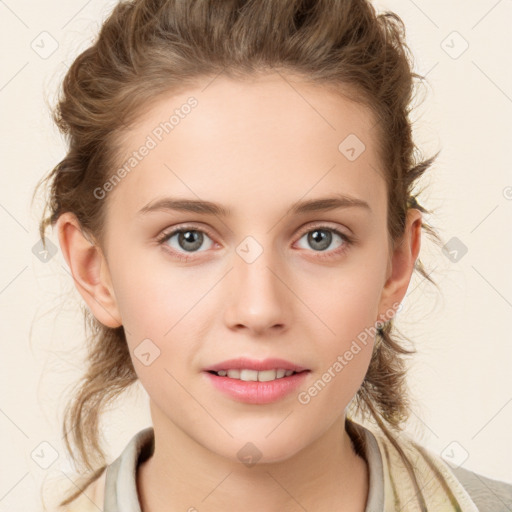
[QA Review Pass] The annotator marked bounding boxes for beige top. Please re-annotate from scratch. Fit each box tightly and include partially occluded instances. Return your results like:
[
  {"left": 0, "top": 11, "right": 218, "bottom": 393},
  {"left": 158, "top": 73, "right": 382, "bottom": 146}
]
[{"left": 53, "top": 420, "right": 512, "bottom": 511}]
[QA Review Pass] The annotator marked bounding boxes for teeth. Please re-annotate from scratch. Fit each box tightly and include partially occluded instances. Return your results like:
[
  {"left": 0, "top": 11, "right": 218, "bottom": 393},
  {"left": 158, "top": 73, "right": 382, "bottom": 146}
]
[
  {"left": 257, "top": 370, "right": 277, "bottom": 382},
  {"left": 241, "top": 369, "right": 259, "bottom": 381},
  {"left": 216, "top": 369, "right": 298, "bottom": 381}
]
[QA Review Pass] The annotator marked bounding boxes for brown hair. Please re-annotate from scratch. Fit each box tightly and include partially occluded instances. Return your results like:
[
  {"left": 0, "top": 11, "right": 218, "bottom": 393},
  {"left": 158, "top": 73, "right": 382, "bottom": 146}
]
[{"left": 34, "top": 0, "right": 446, "bottom": 509}]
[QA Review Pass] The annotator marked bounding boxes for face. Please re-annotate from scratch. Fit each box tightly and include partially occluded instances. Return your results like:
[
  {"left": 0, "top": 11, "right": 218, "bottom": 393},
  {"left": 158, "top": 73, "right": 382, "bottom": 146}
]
[{"left": 59, "top": 72, "right": 420, "bottom": 463}]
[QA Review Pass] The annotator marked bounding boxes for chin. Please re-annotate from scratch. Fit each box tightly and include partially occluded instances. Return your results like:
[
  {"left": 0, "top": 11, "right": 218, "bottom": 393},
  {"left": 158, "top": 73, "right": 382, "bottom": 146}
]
[{"left": 211, "top": 432, "right": 308, "bottom": 466}]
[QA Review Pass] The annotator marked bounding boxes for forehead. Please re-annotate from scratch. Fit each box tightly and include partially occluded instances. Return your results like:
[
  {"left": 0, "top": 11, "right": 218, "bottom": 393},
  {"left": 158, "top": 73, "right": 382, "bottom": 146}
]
[{"left": 107, "top": 73, "right": 386, "bottom": 219}]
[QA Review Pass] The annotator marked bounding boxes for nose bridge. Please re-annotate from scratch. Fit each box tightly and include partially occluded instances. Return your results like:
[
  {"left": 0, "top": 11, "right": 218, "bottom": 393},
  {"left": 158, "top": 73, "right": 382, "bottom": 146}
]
[
  {"left": 226, "top": 232, "right": 288, "bottom": 331},
  {"left": 235, "top": 232, "right": 283, "bottom": 298}
]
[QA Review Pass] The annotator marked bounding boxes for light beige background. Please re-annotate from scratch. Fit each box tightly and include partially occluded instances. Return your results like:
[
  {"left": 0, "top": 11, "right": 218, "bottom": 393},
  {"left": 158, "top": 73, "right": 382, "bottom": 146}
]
[{"left": 1, "top": 0, "right": 511, "bottom": 510}]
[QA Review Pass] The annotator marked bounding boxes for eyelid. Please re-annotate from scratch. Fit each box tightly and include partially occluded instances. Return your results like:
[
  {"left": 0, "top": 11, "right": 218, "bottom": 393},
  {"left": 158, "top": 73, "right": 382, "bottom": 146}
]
[
  {"left": 157, "top": 221, "right": 352, "bottom": 243},
  {"left": 294, "top": 221, "right": 352, "bottom": 240},
  {"left": 156, "top": 223, "right": 217, "bottom": 245}
]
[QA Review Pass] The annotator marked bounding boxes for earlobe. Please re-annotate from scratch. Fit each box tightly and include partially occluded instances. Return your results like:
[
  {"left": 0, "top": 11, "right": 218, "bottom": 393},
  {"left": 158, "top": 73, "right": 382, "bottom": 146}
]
[
  {"left": 377, "top": 208, "right": 422, "bottom": 322},
  {"left": 55, "top": 212, "right": 122, "bottom": 328}
]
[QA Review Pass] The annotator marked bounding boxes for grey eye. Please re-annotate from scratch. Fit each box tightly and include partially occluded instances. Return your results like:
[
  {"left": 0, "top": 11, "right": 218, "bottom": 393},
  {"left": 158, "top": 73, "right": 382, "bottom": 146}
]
[
  {"left": 164, "top": 229, "right": 214, "bottom": 253},
  {"left": 296, "top": 228, "right": 345, "bottom": 252}
]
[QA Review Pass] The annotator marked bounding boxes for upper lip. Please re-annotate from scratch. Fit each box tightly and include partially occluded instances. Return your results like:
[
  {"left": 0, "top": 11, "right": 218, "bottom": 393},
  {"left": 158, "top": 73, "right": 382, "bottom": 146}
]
[{"left": 204, "top": 357, "right": 309, "bottom": 372}]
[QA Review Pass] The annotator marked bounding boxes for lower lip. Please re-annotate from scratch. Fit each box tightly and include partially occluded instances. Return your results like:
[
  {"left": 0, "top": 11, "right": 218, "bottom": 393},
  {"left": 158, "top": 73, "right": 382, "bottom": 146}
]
[{"left": 204, "top": 371, "right": 310, "bottom": 404}]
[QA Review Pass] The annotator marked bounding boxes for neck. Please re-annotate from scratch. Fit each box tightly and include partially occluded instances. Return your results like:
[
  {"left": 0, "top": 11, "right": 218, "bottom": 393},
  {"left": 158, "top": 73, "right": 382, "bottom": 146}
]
[{"left": 136, "top": 410, "right": 369, "bottom": 512}]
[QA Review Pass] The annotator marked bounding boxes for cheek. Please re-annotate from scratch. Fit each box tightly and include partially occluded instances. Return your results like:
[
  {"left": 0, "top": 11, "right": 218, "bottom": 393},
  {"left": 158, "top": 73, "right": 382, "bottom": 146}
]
[
  {"left": 298, "top": 245, "right": 387, "bottom": 394},
  {"left": 108, "top": 244, "right": 199, "bottom": 332},
  {"left": 321, "top": 277, "right": 383, "bottom": 343},
  {"left": 296, "top": 277, "right": 379, "bottom": 420},
  {"left": 302, "top": 252, "right": 387, "bottom": 342},
  {"left": 107, "top": 248, "right": 217, "bottom": 379},
  {"left": 311, "top": 282, "right": 379, "bottom": 389}
]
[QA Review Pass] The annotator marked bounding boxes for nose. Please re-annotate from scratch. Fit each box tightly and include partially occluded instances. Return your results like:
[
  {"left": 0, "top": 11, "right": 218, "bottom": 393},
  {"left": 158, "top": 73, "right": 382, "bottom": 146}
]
[{"left": 224, "top": 241, "right": 290, "bottom": 336}]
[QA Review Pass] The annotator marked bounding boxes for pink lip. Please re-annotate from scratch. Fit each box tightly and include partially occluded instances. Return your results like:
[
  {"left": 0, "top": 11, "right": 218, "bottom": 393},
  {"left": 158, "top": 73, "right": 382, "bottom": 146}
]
[
  {"left": 204, "top": 370, "right": 310, "bottom": 404},
  {"left": 204, "top": 357, "right": 309, "bottom": 372}
]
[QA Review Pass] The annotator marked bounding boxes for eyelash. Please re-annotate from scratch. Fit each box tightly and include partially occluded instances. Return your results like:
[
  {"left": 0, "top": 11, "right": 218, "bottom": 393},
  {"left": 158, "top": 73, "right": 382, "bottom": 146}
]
[{"left": 156, "top": 223, "right": 354, "bottom": 262}]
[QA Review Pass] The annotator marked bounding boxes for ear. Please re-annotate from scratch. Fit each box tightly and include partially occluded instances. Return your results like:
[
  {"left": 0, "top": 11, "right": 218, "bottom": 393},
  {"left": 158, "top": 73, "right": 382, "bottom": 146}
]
[
  {"left": 55, "top": 212, "right": 122, "bottom": 328},
  {"left": 377, "top": 208, "right": 422, "bottom": 323}
]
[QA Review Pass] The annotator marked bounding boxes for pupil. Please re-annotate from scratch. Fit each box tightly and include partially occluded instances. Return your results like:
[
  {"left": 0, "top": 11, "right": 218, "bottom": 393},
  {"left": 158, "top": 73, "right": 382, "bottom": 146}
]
[
  {"left": 309, "top": 229, "right": 331, "bottom": 251},
  {"left": 179, "top": 230, "right": 203, "bottom": 251}
]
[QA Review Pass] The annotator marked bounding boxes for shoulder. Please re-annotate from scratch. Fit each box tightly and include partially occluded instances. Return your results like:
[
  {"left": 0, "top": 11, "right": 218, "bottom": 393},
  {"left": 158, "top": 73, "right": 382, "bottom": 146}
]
[
  {"left": 391, "top": 430, "right": 512, "bottom": 511},
  {"left": 55, "top": 427, "right": 153, "bottom": 511},
  {"left": 359, "top": 422, "right": 511, "bottom": 510},
  {"left": 450, "top": 465, "right": 512, "bottom": 511},
  {"left": 398, "top": 432, "right": 512, "bottom": 511}
]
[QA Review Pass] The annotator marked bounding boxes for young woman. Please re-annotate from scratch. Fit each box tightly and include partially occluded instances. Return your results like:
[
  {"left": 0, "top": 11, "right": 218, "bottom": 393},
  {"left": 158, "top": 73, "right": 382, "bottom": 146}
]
[{"left": 35, "top": 0, "right": 512, "bottom": 511}]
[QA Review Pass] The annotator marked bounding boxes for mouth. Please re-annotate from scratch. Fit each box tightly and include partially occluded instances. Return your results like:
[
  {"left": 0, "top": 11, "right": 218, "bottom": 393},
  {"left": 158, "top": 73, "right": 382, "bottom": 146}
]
[
  {"left": 206, "top": 368, "right": 308, "bottom": 382},
  {"left": 204, "top": 368, "right": 310, "bottom": 404}
]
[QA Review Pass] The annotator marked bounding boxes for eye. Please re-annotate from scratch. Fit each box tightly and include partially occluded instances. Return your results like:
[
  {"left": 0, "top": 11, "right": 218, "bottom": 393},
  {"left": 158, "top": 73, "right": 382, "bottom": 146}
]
[
  {"left": 157, "top": 223, "right": 353, "bottom": 262},
  {"left": 294, "top": 224, "right": 352, "bottom": 259},
  {"left": 157, "top": 226, "right": 215, "bottom": 261}
]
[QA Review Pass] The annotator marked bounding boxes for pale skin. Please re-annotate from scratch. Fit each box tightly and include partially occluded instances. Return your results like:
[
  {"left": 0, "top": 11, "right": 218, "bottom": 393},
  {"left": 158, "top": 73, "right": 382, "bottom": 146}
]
[{"left": 56, "top": 72, "right": 422, "bottom": 512}]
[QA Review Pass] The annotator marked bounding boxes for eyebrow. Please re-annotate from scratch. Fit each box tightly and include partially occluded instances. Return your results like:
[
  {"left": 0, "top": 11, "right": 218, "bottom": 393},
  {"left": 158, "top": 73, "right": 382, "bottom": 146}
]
[{"left": 138, "top": 193, "right": 371, "bottom": 217}]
